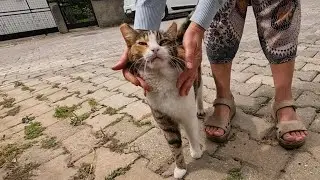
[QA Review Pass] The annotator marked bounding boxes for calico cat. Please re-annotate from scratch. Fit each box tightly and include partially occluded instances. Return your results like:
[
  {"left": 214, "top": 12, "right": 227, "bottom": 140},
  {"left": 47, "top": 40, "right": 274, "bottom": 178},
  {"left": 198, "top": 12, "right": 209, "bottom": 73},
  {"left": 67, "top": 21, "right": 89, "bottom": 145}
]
[{"left": 119, "top": 20, "right": 204, "bottom": 179}]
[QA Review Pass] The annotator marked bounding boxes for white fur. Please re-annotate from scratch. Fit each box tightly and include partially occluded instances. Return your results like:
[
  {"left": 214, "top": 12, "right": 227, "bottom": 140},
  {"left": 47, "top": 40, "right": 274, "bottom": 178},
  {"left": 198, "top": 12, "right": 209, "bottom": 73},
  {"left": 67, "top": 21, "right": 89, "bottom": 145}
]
[
  {"left": 139, "top": 32, "right": 203, "bottom": 177},
  {"left": 174, "top": 167, "right": 187, "bottom": 179}
]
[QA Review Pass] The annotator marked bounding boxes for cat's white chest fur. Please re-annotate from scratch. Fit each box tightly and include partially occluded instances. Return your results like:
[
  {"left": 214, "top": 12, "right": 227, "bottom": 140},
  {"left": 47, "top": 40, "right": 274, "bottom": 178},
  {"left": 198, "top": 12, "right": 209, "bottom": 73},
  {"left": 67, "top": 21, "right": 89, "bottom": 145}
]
[{"left": 140, "top": 68, "right": 196, "bottom": 122}]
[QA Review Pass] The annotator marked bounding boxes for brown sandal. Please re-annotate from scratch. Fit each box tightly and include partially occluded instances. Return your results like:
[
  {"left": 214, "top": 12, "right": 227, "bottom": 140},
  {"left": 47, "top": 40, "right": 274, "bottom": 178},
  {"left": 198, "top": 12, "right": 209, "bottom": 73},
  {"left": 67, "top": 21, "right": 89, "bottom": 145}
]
[
  {"left": 204, "top": 96, "right": 236, "bottom": 143},
  {"left": 271, "top": 100, "right": 307, "bottom": 149}
]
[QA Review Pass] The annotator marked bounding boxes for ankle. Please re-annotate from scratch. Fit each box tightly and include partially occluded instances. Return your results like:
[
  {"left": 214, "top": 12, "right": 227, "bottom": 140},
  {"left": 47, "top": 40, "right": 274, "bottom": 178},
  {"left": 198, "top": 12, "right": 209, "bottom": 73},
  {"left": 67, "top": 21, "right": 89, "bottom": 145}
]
[{"left": 216, "top": 91, "right": 233, "bottom": 99}]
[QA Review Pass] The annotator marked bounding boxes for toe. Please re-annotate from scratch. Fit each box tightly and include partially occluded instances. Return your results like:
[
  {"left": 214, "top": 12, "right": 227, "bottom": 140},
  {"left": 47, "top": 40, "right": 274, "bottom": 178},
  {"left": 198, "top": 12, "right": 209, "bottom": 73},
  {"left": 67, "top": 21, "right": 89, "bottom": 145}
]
[
  {"left": 213, "top": 128, "right": 224, "bottom": 137},
  {"left": 282, "top": 132, "right": 295, "bottom": 142}
]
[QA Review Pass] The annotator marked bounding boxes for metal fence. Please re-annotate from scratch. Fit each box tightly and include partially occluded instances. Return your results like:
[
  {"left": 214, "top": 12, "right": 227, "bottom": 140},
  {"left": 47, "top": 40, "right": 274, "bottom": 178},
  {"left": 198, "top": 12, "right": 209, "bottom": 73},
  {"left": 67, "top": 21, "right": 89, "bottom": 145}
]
[{"left": 0, "top": 0, "right": 57, "bottom": 36}]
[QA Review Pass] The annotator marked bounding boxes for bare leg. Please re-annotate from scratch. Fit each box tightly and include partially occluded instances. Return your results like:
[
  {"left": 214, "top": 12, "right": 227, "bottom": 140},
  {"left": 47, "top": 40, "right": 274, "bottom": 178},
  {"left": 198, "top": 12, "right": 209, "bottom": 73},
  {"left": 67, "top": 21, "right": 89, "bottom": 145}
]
[
  {"left": 271, "top": 60, "right": 307, "bottom": 142},
  {"left": 205, "top": 63, "right": 233, "bottom": 137}
]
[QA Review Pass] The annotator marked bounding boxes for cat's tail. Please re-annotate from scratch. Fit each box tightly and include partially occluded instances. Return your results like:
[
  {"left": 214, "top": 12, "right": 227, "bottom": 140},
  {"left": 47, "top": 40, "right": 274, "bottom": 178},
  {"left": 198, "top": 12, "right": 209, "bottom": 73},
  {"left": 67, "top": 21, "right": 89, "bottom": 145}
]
[{"left": 176, "top": 11, "right": 194, "bottom": 45}]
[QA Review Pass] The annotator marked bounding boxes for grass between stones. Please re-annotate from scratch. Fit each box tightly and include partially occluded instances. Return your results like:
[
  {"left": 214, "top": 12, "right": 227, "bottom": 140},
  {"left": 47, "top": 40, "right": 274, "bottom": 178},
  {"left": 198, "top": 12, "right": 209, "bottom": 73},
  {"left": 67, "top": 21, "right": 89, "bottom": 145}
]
[
  {"left": 3, "top": 162, "right": 40, "bottom": 180},
  {"left": 6, "top": 106, "right": 21, "bottom": 116},
  {"left": 102, "top": 107, "right": 117, "bottom": 115},
  {"left": 105, "top": 166, "right": 131, "bottom": 180},
  {"left": 225, "top": 168, "right": 244, "bottom": 180},
  {"left": 24, "top": 122, "right": 45, "bottom": 140},
  {"left": 72, "top": 163, "right": 95, "bottom": 180},
  {"left": 0, "top": 142, "right": 34, "bottom": 168},
  {"left": 0, "top": 97, "right": 15, "bottom": 108},
  {"left": 41, "top": 136, "right": 60, "bottom": 149},
  {"left": 53, "top": 105, "right": 91, "bottom": 126}
]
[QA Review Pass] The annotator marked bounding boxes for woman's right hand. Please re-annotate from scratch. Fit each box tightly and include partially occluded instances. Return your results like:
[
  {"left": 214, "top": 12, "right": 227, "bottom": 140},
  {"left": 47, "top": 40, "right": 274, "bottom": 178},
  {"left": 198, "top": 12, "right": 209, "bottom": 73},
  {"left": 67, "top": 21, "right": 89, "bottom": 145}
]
[{"left": 111, "top": 47, "right": 151, "bottom": 93}]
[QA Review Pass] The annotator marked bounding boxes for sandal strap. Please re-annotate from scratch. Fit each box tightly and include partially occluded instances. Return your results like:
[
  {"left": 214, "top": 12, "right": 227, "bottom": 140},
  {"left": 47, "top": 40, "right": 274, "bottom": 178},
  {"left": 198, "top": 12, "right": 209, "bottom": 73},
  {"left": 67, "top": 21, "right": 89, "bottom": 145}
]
[
  {"left": 272, "top": 100, "right": 296, "bottom": 119},
  {"left": 204, "top": 97, "right": 236, "bottom": 132},
  {"left": 276, "top": 120, "right": 307, "bottom": 139},
  {"left": 204, "top": 115, "right": 230, "bottom": 132},
  {"left": 213, "top": 97, "right": 235, "bottom": 110}
]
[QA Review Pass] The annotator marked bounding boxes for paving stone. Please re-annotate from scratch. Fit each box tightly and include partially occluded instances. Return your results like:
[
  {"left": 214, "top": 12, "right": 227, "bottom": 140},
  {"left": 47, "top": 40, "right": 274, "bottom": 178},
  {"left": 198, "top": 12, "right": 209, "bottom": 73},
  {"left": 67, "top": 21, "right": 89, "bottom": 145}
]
[
  {"left": 83, "top": 88, "right": 116, "bottom": 102},
  {"left": 53, "top": 95, "right": 84, "bottom": 107},
  {"left": 89, "top": 75, "right": 113, "bottom": 85},
  {"left": 296, "top": 107, "right": 317, "bottom": 128},
  {"left": 309, "top": 114, "right": 320, "bottom": 132},
  {"left": 100, "top": 78, "right": 127, "bottom": 90},
  {"left": 70, "top": 71, "right": 96, "bottom": 81},
  {"left": 243, "top": 65, "right": 272, "bottom": 76},
  {"left": 36, "top": 110, "right": 59, "bottom": 127},
  {"left": 15, "top": 97, "right": 42, "bottom": 111},
  {"left": 294, "top": 61, "right": 306, "bottom": 70},
  {"left": 94, "top": 148, "right": 139, "bottom": 180},
  {"left": 115, "top": 158, "right": 165, "bottom": 180},
  {"left": 115, "top": 82, "right": 140, "bottom": 95},
  {"left": 292, "top": 79, "right": 320, "bottom": 95},
  {"left": 46, "top": 90, "right": 73, "bottom": 103},
  {"left": 246, "top": 74, "right": 274, "bottom": 87},
  {"left": 294, "top": 70, "right": 318, "bottom": 81},
  {"left": 105, "top": 116, "right": 152, "bottom": 144},
  {"left": 44, "top": 120, "right": 86, "bottom": 141},
  {"left": 232, "top": 109, "right": 273, "bottom": 140},
  {"left": 185, "top": 154, "right": 241, "bottom": 180},
  {"left": 5, "top": 88, "right": 33, "bottom": 102},
  {"left": 313, "top": 74, "right": 320, "bottom": 82},
  {"left": 202, "top": 87, "right": 216, "bottom": 104},
  {"left": 216, "top": 131, "right": 290, "bottom": 179},
  {"left": 302, "top": 63, "right": 320, "bottom": 72},
  {"left": 131, "top": 128, "right": 172, "bottom": 172},
  {"left": 202, "top": 75, "right": 215, "bottom": 89},
  {"left": 296, "top": 56, "right": 320, "bottom": 65},
  {"left": 231, "top": 71, "right": 254, "bottom": 83},
  {"left": 297, "top": 50, "right": 318, "bottom": 58},
  {"left": 119, "top": 100, "right": 151, "bottom": 120},
  {"left": 34, "top": 155, "right": 77, "bottom": 180},
  {"left": 251, "top": 85, "right": 302, "bottom": 100},
  {"left": 18, "top": 144, "right": 64, "bottom": 166},
  {"left": 85, "top": 112, "right": 124, "bottom": 132},
  {"left": 241, "top": 57, "right": 269, "bottom": 66},
  {"left": 62, "top": 127, "right": 98, "bottom": 162},
  {"left": 131, "top": 89, "right": 145, "bottom": 99},
  {"left": 296, "top": 91, "right": 320, "bottom": 108},
  {"left": 231, "top": 63, "right": 250, "bottom": 72},
  {"left": 100, "top": 93, "right": 137, "bottom": 109},
  {"left": 31, "top": 83, "right": 52, "bottom": 92},
  {"left": 241, "top": 166, "right": 270, "bottom": 180},
  {"left": 280, "top": 152, "right": 320, "bottom": 180},
  {"left": 231, "top": 80, "right": 260, "bottom": 96},
  {"left": 234, "top": 94, "right": 267, "bottom": 113},
  {"left": 0, "top": 103, "right": 52, "bottom": 132},
  {"left": 67, "top": 82, "right": 100, "bottom": 97},
  {"left": 34, "top": 86, "right": 60, "bottom": 97}
]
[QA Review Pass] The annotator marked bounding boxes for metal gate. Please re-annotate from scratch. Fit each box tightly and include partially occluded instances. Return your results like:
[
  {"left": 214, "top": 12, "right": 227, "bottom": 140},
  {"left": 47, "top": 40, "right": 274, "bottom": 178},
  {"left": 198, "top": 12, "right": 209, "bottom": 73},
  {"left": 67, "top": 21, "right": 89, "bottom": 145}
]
[
  {"left": 55, "top": 0, "right": 97, "bottom": 29},
  {"left": 0, "top": 0, "right": 57, "bottom": 37}
]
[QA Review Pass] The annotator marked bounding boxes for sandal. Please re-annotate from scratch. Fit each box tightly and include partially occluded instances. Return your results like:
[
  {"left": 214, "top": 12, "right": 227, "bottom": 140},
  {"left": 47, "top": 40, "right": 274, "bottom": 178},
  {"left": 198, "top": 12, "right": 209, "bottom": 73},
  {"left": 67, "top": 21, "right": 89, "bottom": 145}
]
[
  {"left": 204, "top": 96, "right": 236, "bottom": 143},
  {"left": 271, "top": 100, "right": 307, "bottom": 149}
]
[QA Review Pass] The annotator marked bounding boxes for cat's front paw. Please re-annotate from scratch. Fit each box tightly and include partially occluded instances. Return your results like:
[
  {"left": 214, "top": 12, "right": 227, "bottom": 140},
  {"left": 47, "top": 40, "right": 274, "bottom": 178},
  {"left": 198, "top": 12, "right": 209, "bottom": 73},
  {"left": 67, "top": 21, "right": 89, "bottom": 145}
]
[
  {"left": 174, "top": 167, "right": 187, "bottom": 179},
  {"left": 197, "top": 110, "right": 206, "bottom": 119},
  {"left": 190, "top": 147, "right": 203, "bottom": 159}
]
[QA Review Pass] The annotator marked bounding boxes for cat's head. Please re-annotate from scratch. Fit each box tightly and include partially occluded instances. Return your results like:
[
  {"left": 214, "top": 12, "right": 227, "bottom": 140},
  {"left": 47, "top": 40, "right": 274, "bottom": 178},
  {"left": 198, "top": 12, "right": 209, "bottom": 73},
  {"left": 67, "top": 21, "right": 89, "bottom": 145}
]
[{"left": 120, "top": 22, "right": 187, "bottom": 73}]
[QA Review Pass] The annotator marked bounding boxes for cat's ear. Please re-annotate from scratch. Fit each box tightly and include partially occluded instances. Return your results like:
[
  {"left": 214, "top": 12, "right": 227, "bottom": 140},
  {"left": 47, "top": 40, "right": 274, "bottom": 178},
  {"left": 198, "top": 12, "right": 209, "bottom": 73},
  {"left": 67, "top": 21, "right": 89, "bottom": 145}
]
[
  {"left": 120, "top": 23, "right": 138, "bottom": 47},
  {"left": 166, "top": 22, "right": 178, "bottom": 39}
]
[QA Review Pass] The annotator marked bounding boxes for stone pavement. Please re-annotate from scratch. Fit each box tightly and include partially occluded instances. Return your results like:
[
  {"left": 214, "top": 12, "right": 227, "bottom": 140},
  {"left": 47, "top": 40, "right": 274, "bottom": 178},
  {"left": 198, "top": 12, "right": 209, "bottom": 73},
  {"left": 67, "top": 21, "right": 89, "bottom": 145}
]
[{"left": 0, "top": 1, "right": 320, "bottom": 180}]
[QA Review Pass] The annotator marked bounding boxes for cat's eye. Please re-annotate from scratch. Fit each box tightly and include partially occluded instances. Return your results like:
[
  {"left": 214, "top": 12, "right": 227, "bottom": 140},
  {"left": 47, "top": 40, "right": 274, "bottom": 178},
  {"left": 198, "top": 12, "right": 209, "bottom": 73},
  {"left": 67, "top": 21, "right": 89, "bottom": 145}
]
[
  {"left": 159, "top": 39, "right": 170, "bottom": 45},
  {"left": 138, "top": 42, "right": 148, "bottom": 46}
]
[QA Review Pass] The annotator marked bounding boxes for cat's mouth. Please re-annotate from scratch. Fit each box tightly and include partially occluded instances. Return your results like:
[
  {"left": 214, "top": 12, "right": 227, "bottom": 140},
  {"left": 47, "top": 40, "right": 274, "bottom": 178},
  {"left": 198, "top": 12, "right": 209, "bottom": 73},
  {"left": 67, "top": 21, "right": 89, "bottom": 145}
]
[{"left": 149, "top": 54, "right": 162, "bottom": 62}]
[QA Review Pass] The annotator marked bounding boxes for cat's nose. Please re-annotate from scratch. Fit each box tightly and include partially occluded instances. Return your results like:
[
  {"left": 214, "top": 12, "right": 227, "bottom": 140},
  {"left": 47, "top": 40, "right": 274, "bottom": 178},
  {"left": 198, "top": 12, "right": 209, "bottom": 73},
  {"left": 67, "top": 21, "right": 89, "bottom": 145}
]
[{"left": 151, "top": 47, "right": 160, "bottom": 53}]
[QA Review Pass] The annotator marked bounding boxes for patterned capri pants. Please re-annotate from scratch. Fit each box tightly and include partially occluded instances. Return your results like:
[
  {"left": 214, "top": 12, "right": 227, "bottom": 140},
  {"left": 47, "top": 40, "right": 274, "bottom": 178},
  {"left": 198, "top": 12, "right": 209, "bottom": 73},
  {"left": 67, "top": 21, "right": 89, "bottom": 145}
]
[{"left": 205, "top": 0, "right": 301, "bottom": 64}]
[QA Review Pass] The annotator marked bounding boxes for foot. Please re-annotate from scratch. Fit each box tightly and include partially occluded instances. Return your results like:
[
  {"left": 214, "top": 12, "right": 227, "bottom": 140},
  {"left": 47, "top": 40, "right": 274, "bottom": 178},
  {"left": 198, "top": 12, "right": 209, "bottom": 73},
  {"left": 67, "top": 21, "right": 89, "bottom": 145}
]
[
  {"left": 277, "top": 106, "right": 308, "bottom": 142},
  {"left": 205, "top": 104, "right": 230, "bottom": 137},
  {"left": 190, "top": 146, "right": 203, "bottom": 159},
  {"left": 197, "top": 109, "right": 205, "bottom": 119},
  {"left": 174, "top": 167, "right": 187, "bottom": 179}
]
